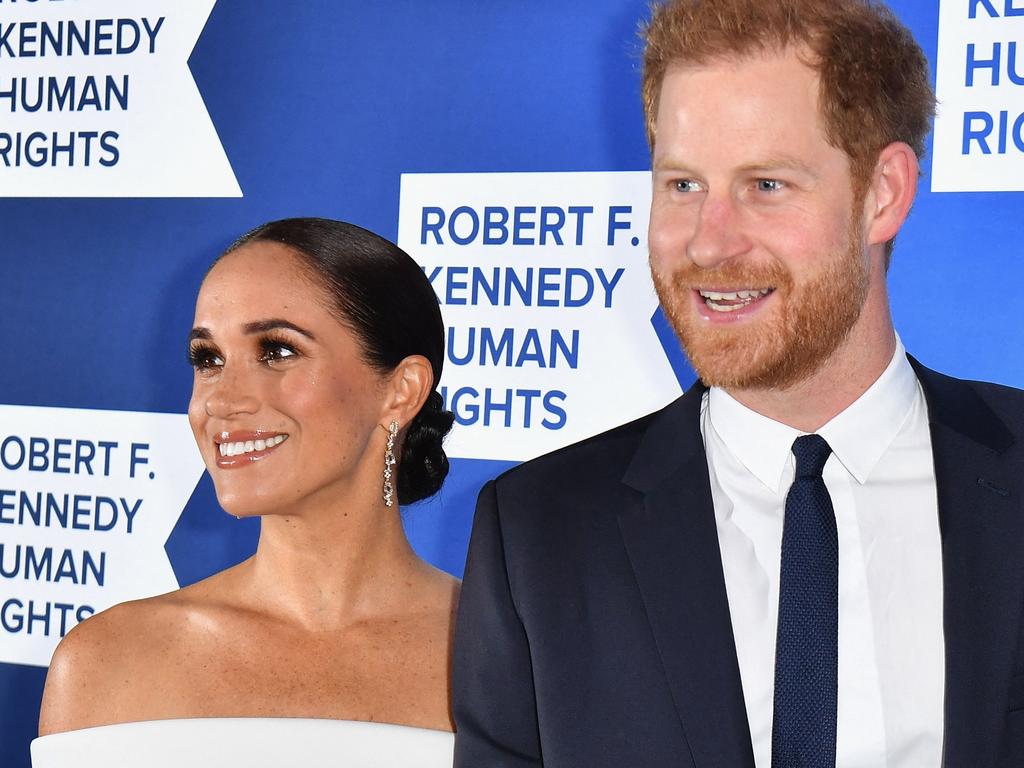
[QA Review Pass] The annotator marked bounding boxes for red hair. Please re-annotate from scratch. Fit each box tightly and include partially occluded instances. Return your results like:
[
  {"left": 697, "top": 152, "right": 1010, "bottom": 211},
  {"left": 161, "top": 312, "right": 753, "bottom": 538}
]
[{"left": 642, "top": 0, "right": 936, "bottom": 196}]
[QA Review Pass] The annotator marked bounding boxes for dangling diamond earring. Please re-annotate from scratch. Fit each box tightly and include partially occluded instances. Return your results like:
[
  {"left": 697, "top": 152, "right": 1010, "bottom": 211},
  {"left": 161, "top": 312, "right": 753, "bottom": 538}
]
[{"left": 382, "top": 420, "right": 398, "bottom": 507}]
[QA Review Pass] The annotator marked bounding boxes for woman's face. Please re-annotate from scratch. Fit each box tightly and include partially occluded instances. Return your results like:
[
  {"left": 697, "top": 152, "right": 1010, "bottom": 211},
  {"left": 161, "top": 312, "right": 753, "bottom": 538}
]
[{"left": 187, "top": 242, "right": 388, "bottom": 517}]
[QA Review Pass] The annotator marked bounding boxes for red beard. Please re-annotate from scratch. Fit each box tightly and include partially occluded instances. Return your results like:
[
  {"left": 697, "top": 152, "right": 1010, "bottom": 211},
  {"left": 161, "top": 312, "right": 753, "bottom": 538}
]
[{"left": 652, "top": 225, "right": 869, "bottom": 391}]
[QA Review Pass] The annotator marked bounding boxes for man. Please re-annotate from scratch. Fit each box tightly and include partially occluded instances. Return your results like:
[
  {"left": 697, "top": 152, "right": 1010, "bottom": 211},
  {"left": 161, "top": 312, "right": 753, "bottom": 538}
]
[{"left": 452, "top": 1, "right": 1024, "bottom": 766}]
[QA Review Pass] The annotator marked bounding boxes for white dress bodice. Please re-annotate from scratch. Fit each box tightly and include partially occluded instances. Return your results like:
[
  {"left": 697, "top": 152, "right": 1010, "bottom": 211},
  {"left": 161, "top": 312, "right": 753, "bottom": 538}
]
[{"left": 31, "top": 718, "right": 455, "bottom": 767}]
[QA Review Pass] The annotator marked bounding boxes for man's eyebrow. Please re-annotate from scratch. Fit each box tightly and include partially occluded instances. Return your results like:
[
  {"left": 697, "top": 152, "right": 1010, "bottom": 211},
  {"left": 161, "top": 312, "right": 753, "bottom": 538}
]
[
  {"left": 738, "top": 156, "right": 819, "bottom": 177},
  {"left": 651, "top": 155, "right": 696, "bottom": 173},
  {"left": 241, "top": 319, "right": 318, "bottom": 341},
  {"left": 652, "top": 156, "right": 820, "bottom": 178}
]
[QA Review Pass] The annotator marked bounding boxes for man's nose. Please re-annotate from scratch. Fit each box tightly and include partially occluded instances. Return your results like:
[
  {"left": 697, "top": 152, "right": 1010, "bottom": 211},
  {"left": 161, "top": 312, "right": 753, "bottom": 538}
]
[{"left": 686, "top": 193, "right": 751, "bottom": 269}]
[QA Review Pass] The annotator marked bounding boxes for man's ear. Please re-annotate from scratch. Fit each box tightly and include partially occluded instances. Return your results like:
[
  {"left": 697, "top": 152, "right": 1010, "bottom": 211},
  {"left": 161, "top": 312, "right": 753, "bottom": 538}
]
[
  {"left": 380, "top": 355, "right": 434, "bottom": 431},
  {"left": 863, "top": 141, "right": 919, "bottom": 248}
]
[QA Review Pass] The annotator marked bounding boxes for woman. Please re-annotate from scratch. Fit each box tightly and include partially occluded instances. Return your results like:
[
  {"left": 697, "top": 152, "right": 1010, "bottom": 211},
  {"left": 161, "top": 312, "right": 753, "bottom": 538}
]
[{"left": 34, "top": 219, "right": 459, "bottom": 765}]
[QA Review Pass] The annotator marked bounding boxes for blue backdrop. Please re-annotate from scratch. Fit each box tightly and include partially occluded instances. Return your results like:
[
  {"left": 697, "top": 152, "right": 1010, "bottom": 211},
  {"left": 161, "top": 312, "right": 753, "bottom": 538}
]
[{"left": 1, "top": 2, "right": 1021, "bottom": 765}]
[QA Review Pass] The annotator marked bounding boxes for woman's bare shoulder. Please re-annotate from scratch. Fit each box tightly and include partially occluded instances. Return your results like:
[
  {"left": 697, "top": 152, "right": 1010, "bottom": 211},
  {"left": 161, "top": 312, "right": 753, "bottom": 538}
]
[{"left": 37, "top": 568, "right": 243, "bottom": 735}]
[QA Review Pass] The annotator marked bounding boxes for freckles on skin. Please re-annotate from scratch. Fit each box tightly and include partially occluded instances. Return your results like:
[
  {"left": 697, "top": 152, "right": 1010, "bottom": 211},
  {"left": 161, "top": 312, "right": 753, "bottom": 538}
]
[
  {"left": 648, "top": 50, "right": 871, "bottom": 390},
  {"left": 279, "top": 364, "right": 370, "bottom": 503},
  {"left": 186, "top": 242, "right": 393, "bottom": 517}
]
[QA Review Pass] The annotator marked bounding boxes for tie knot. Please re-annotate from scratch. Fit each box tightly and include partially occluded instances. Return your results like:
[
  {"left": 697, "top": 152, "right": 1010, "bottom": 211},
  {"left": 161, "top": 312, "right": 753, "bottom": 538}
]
[{"left": 792, "top": 434, "right": 832, "bottom": 479}]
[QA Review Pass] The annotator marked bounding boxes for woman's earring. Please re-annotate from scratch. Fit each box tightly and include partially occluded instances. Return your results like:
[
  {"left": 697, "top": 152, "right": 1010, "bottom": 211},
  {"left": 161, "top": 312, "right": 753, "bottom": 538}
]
[{"left": 382, "top": 420, "right": 398, "bottom": 507}]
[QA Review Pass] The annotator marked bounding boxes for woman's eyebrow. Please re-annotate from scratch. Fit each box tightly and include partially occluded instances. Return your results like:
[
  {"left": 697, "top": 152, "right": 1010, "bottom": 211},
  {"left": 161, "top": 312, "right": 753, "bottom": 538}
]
[
  {"left": 187, "top": 320, "right": 317, "bottom": 343},
  {"left": 242, "top": 319, "right": 318, "bottom": 341}
]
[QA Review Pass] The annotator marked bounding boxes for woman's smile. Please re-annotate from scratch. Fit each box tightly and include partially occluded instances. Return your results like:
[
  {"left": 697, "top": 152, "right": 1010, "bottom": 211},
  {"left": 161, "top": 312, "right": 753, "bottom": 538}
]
[{"left": 214, "top": 431, "right": 290, "bottom": 468}]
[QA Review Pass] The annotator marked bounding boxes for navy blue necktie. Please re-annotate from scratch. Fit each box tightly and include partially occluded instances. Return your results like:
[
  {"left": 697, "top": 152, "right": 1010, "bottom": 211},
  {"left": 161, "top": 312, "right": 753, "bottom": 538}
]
[{"left": 771, "top": 434, "right": 838, "bottom": 768}]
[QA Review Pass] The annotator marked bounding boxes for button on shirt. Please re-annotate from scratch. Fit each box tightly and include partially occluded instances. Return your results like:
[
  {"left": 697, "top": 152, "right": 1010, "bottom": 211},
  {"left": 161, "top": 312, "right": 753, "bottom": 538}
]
[{"left": 700, "top": 340, "right": 944, "bottom": 767}]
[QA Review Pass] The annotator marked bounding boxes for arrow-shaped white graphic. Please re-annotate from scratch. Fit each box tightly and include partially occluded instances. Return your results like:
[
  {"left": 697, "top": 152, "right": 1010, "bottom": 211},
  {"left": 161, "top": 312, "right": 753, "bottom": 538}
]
[
  {"left": 0, "top": 405, "right": 205, "bottom": 667},
  {"left": 398, "top": 171, "right": 683, "bottom": 463},
  {"left": 0, "top": 0, "right": 240, "bottom": 197}
]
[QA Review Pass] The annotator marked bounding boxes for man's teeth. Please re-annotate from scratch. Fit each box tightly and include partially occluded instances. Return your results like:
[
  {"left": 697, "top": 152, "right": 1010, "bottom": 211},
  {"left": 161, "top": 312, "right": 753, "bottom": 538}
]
[
  {"left": 219, "top": 434, "right": 288, "bottom": 457},
  {"left": 699, "top": 288, "right": 772, "bottom": 313},
  {"left": 699, "top": 288, "right": 771, "bottom": 301}
]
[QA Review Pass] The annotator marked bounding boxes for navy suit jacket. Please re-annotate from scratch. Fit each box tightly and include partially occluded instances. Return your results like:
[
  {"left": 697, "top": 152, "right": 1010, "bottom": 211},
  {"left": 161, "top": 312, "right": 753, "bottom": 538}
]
[{"left": 452, "top": 361, "right": 1024, "bottom": 767}]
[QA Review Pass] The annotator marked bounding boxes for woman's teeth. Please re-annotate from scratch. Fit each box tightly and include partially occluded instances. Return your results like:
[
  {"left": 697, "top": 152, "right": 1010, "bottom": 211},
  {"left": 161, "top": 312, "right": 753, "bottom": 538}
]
[
  {"left": 699, "top": 288, "right": 772, "bottom": 312},
  {"left": 218, "top": 434, "right": 288, "bottom": 457}
]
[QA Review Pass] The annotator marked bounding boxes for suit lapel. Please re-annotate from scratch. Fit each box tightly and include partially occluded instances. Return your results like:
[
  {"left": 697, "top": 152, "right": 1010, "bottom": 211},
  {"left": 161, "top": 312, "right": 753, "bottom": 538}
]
[
  {"left": 617, "top": 383, "right": 755, "bottom": 768},
  {"left": 913, "top": 361, "right": 1024, "bottom": 767}
]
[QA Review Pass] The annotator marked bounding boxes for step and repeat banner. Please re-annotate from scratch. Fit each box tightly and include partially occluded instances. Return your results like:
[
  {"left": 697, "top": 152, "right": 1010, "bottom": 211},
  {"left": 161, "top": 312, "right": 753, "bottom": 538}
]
[{"left": 1, "top": 1, "right": 1021, "bottom": 764}]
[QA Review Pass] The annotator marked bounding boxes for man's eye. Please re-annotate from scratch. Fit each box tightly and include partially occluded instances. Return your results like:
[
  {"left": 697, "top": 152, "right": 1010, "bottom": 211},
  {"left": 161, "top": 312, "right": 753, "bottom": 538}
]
[
  {"left": 674, "top": 179, "right": 702, "bottom": 193},
  {"left": 756, "top": 179, "right": 785, "bottom": 192}
]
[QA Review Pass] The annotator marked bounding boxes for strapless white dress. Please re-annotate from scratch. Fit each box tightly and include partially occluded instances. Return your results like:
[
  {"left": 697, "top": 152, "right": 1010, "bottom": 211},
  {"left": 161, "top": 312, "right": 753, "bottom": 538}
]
[{"left": 31, "top": 718, "right": 455, "bottom": 767}]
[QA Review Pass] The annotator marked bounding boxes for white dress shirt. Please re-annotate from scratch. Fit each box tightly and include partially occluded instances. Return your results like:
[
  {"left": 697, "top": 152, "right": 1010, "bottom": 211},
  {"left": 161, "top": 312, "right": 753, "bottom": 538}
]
[{"left": 700, "top": 338, "right": 945, "bottom": 767}]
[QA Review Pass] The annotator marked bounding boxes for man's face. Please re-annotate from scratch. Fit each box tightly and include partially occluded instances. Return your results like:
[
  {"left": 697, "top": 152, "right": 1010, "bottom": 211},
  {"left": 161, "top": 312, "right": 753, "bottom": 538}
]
[{"left": 648, "top": 48, "right": 872, "bottom": 391}]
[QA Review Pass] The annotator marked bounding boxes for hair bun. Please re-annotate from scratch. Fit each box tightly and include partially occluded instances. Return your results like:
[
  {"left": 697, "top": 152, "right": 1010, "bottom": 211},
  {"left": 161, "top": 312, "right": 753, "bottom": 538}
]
[{"left": 397, "top": 391, "right": 455, "bottom": 505}]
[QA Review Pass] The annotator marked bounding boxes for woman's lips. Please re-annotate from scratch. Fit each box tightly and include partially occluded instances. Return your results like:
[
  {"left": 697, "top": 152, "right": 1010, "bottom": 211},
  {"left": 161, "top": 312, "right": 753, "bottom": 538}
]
[{"left": 213, "top": 431, "right": 289, "bottom": 468}]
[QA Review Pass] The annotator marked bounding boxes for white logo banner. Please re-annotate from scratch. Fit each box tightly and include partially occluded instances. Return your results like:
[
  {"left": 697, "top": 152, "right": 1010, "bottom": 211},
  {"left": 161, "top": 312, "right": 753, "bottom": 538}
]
[
  {"left": 398, "top": 171, "right": 682, "bottom": 463},
  {"left": 933, "top": 0, "right": 1024, "bottom": 192},
  {"left": 0, "top": 0, "right": 240, "bottom": 197},
  {"left": 0, "top": 405, "right": 205, "bottom": 667}
]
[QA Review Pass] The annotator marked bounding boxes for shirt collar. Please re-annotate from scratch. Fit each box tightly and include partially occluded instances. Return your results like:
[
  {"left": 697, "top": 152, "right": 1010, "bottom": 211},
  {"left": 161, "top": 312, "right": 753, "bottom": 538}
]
[
  {"left": 818, "top": 336, "right": 919, "bottom": 484},
  {"left": 707, "top": 335, "right": 919, "bottom": 493},
  {"left": 707, "top": 384, "right": 800, "bottom": 495}
]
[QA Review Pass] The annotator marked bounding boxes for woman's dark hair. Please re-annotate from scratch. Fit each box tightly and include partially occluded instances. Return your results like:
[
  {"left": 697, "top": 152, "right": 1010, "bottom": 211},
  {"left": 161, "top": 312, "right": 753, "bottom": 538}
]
[{"left": 221, "top": 217, "right": 454, "bottom": 505}]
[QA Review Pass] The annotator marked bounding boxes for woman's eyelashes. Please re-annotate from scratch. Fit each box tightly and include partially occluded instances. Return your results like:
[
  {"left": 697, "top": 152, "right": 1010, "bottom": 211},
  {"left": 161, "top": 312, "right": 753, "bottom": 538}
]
[
  {"left": 257, "top": 334, "right": 300, "bottom": 365},
  {"left": 188, "top": 335, "right": 302, "bottom": 373},
  {"left": 188, "top": 343, "right": 223, "bottom": 371}
]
